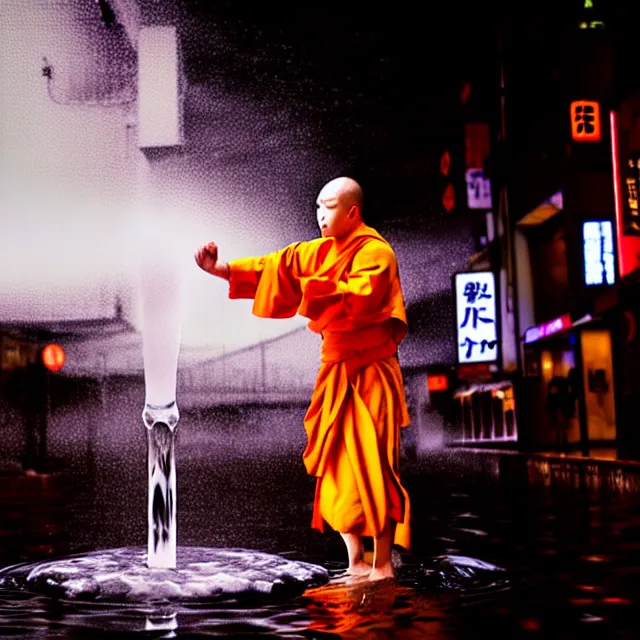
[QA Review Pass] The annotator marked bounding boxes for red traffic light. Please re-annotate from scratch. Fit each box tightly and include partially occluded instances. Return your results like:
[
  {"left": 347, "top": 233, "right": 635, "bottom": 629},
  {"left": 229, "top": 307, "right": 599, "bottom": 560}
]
[{"left": 41, "top": 343, "right": 65, "bottom": 372}]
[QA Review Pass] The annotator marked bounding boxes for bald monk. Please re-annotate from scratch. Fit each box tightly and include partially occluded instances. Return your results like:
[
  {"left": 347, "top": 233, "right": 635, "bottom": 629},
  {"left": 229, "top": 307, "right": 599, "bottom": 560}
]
[{"left": 194, "top": 177, "right": 411, "bottom": 581}]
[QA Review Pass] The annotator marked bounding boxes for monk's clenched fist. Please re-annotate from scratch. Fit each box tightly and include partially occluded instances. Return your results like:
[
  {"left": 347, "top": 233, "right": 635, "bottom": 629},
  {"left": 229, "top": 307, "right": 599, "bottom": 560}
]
[{"left": 194, "top": 242, "right": 218, "bottom": 274}]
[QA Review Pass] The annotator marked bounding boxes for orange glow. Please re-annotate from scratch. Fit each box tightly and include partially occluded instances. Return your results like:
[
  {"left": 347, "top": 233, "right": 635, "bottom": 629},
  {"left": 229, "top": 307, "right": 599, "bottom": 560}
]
[
  {"left": 569, "top": 598, "right": 595, "bottom": 606},
  {"left": 602, "top": 597, "right": 632, "bottom": 605},
  {"left": 427, "top": 374, "right": 448, "bottom": 392},
  {"left": 583, "top": 555, "right": 608, "bottom": 562},
  {"left": 41, "top": 343, "right": 65, "bottom": 372},
  {"left": 303, "top": 582, "right": 446, "bottom": 637},
  {"left": 570, "top": 100, "right": 601, "bottom": 141},
  {"left": 577, "top": 584, "right": 602, "bottom": 592}
]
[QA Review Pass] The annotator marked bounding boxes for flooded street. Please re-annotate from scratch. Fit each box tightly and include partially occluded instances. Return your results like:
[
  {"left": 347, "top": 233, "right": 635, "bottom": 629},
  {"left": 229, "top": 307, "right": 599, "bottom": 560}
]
[{"left": 1, "top": 391, "right": 640, "bottom": 637}]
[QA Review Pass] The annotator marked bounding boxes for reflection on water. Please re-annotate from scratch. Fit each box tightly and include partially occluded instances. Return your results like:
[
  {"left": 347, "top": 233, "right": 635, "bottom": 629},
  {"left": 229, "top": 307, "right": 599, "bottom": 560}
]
[
  {"left": 0, "top": 472, "right": 72, "bottom": 563},
  {"left": 0, "top": 556, "right": 513, "bottom": 638},
  {"left": 303, "top": 580, "right": 449, "bottom": 638},
  {"left": 1, "top": 395, "right": 640, "bottom": 637}
]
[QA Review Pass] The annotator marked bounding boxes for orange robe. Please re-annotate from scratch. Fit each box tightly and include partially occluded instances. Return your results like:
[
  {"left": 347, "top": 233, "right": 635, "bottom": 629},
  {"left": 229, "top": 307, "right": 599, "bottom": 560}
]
[{"left": 228, "top": 222, "right": 412, "bottom": 549}]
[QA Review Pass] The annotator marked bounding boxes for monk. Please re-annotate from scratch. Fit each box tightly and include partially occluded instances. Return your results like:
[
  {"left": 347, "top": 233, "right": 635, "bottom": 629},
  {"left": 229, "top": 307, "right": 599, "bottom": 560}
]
[{"left": 194, "top": 177, "right": 411, "bottom": 581}]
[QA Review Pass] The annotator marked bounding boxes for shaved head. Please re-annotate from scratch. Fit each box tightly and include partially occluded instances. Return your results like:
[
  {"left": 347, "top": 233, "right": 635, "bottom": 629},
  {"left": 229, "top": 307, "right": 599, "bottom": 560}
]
[
  {"left": 316, "top": 177, "right": 365, "bottom": 240},
  {"left": 319, "top": 177, "right": 363, "bottom": 210}
]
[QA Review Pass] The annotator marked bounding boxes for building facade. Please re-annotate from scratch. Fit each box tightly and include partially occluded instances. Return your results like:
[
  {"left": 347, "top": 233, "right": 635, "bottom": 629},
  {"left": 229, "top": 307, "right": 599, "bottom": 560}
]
[{"left": 450, "top": 0, "right": 640, "bottom": 458}]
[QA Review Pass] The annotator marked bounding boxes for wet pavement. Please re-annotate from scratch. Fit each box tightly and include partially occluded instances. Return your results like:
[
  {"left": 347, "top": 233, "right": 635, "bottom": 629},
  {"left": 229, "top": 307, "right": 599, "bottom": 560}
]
[{"left": 1, "top": 400, "right": 640, "bottom": 637}]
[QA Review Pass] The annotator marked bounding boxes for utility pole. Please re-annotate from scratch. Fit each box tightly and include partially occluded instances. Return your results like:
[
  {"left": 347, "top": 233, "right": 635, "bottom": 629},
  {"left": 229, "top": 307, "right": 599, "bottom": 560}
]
[{"left": 495, "top": 22, "right": 521, "bottom": 376}]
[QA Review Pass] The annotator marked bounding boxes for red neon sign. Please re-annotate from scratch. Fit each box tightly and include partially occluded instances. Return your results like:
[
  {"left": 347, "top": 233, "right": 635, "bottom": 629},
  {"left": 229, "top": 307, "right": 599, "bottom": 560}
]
[
  {"left": 524, "top": 313, "right": 572, "bottom": 344},
  {"left": 611, "top": 110, "right": 640, "bottom": 278}
]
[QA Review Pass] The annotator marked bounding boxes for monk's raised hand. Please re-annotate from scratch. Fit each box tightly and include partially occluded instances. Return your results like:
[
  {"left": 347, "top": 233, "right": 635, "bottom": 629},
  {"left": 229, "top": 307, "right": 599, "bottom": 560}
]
[{"left": 195, "top": 242, "right": 218, "bottom": 274}]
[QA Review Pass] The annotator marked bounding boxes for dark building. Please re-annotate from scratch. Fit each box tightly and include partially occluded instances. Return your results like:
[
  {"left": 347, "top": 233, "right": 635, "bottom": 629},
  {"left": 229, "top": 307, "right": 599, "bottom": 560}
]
[{"left": 451, "top": 0, "right": 640, "bottom": 458}]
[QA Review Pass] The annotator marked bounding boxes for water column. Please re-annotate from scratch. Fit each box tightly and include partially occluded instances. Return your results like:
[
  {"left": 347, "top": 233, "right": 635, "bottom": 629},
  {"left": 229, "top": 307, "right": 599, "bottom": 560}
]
[
  {"left": 137, "top": 24, "right": 185, "bottom": 570},
  {"left": 140, "top": 255, "right": 181, "bottom": 569}
]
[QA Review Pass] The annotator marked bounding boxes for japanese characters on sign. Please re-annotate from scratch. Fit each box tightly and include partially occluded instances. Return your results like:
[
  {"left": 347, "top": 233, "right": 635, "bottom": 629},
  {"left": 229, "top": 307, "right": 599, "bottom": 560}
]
[
  {"left": 465, "top": 168, "right": 493, "bottom": 209},
  {"left": 623, "top": 156, "right": 640, "bottom": 235},
  {"left": 582, "top": 221, "right": 615, "bottom": 286},
  {"left": 570, "top": 100, "right": 601, "bottom": 142},
  {"left": 454, "top": 271, "right": 498, "bottom": 364}
]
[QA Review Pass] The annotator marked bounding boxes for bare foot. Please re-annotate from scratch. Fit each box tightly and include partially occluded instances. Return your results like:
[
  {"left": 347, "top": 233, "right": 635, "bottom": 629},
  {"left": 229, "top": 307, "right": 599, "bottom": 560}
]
[
  {"left": 368, "top": 564, "right": 395, "bottom": 581},
  {"left": 348, "top": 561, "right": 372, "bottom": 576}
]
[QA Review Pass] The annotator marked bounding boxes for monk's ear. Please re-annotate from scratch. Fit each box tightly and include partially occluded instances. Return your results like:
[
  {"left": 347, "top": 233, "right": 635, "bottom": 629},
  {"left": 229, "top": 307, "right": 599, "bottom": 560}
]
[{"left": 349, "top": 205, "right": 359, "bottom": 219}]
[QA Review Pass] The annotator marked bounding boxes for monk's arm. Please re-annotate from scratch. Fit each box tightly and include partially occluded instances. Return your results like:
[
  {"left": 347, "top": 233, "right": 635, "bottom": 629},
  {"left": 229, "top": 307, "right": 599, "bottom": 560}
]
[
  {"left": 228, "top": 255, "right": 267, "bottom": 299},
  {"left": 228, "top": 242, "right": 309, "bottom": 309}
]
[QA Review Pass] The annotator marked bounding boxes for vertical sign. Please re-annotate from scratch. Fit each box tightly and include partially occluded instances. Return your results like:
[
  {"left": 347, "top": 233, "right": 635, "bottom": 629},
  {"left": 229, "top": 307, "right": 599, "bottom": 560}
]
[
  {"left": 582, "top": 221, "right": 616, "bottom": 286},
  {"left": 611, "top": 109, "right": 640, "bottom": 277},
  {"left": 623, "top": 156, "right": 640, "bottom": 234},
  {"left": 464, "top": 123, "right": 493, "bottom": 209},
  {"left": 454, "top": 271, "right": 499, "bottom": 364},
  {"left": 570, "top": 100, "right": 601, "bottom": 142},
  {"left": 466, "top": 169, "right": 493, "bottom": 209}
]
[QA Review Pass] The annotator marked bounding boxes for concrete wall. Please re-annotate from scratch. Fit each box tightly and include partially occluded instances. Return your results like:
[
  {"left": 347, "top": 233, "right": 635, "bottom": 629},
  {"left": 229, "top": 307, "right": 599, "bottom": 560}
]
[{"left": 0, "top": 0, "right": 138, "bottom": 322}]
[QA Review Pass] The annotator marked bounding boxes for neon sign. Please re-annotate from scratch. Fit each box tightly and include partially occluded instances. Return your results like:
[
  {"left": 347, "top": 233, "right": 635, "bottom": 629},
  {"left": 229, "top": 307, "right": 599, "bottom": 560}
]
[
  {"left": 454, "top": 271, "right": 498, "bottom": 364},
  {"left": 582, "top": 220, "right": 615, "bottom": 286},
  {"left": 524, "top": 314, "right": 572, "bottom": 344},
  {"left": 570, "top": 100, "right": 601, "bottom": 142}
]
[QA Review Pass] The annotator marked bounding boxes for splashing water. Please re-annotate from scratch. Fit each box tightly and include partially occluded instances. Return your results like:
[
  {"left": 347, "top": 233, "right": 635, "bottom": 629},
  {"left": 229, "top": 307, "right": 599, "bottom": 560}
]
[
  {"left": 0, "top": 547, "right": 329, "bottom": 602},
  {"left": 143, "top": 402, "right": 179, "bottom": 569},
  {"left": 140, "top": 256, "right": 182, "bottom": 569}
]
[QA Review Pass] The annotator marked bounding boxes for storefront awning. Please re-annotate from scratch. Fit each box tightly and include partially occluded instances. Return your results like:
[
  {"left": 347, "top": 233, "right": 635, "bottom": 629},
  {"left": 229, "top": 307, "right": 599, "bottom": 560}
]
[{"left": 516, "top": 191, "right": 563, "bottom": 228}]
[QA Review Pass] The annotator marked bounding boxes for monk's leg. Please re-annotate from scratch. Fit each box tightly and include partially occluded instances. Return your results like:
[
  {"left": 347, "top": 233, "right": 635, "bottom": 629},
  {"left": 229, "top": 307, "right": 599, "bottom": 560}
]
[
  {"left": 340, "top": 532, "right": 371, "bottom": 575},
  {"left": 369, "top": 519, "right": 396, "bottom": 581}
]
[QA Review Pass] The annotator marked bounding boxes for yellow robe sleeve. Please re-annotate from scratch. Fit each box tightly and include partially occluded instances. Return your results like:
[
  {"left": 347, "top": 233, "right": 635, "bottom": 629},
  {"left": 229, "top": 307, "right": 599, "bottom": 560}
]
[
  {"left": 228, "top": 241, "right": 322, "bottom": 319},
  {"left": 299, "top": 240, "right": 396, "bottom": 328}
]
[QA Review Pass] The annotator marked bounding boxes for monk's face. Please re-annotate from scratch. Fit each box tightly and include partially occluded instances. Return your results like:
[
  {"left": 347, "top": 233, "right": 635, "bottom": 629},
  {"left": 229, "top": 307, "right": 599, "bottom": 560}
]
[{"left": 316, "top": 185, "right": 358, "bottom": 239}]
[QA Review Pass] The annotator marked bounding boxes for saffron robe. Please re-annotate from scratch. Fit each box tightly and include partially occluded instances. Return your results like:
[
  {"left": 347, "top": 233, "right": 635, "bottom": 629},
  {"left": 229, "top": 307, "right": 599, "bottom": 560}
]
[{"left": 227, "top": 222, "right": 412, "bottom": 549}]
